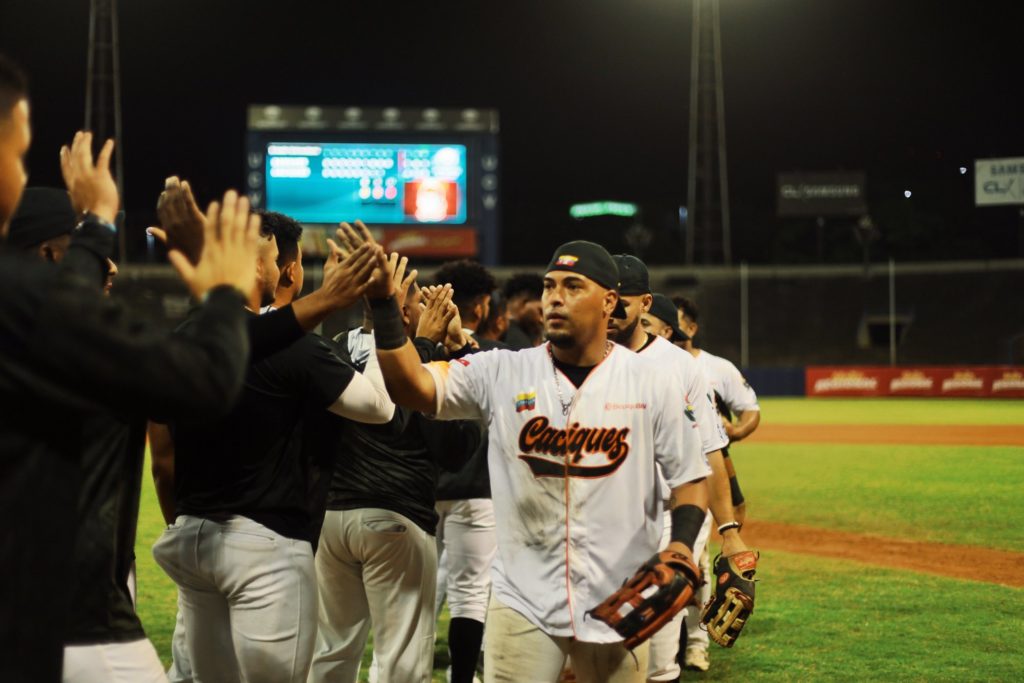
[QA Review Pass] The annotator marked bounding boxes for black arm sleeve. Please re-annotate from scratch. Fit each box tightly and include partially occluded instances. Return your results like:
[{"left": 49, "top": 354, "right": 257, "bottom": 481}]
[
  {"left": 63, "top": 217, "right": 303, "bottom": 364},
  {"left": 413, "top": 336, "right": 441, "bottom": 362},
  {"left": 248, "top": 305, "right": 303, "bottom": 362}
]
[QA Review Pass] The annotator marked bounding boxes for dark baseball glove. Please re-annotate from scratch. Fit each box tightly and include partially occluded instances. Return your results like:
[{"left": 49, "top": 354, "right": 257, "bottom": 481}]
[
  {"left": 701, "top": 550, "right": 758, "bottom": 647},
  {"left": 587, "top": 550, "right": 702, "bottom": 649}
]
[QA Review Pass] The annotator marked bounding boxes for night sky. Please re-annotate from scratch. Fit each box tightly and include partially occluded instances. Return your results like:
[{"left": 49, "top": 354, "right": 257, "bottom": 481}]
[{"left": 2, "top": 0, "right": 1022, "bottom": 264}]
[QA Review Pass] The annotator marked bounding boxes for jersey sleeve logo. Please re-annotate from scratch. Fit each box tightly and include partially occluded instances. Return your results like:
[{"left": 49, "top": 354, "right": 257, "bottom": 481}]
[
  {"left": 515, "top": 390, "right": 537, "bottom": 413},
  {"left": 517, "top": 416, "right": 631, "bottom": 479}
]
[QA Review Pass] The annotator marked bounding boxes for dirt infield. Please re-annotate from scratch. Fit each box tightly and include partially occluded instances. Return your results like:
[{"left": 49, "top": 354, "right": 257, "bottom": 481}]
[
  {"left": 754, "top": 424, "right": 1024, "bottom": 446},
  {"left": 738, "top": 520, "right": 1024, "bottom": 587}
]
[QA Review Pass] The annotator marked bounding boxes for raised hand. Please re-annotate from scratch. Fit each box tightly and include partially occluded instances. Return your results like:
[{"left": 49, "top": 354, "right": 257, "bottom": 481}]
[
  {"left": 168, "top": 190, "right": 261, "bottom": 300},
  {"left": 416, "top": 284, "right": 456, "bottom": 343},
  {"left": 336, "top": 221, "right": 393, "bottom": 299},
  {"left": 386, "top": 252, "right": 418, "bottom": 311},
  {"left": 149, "top": 176, "right": 206, "bottom": 265},
  {"left": 318, "top": 239, "right": 379, "bottom": 311},
  {"left": 444, "top": 296, "right": 473, "bottom": 352},
  {"left": 60, "top": 131, "right": 118, "bottom": 224}
]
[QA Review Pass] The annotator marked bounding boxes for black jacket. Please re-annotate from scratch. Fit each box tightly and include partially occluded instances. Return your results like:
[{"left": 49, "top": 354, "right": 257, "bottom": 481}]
[{"left": 0, "top": 221, "right": 254, "bottom": 682}]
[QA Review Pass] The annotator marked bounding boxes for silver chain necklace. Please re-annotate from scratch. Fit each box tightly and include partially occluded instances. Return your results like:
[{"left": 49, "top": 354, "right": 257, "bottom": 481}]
[{"left": 549, "top": 342, "right": 612, "bottom": 416}]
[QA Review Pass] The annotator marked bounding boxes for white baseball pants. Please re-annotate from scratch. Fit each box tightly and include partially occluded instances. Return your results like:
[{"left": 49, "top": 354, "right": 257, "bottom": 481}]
[
  {"left": 434, "top": 499, "right": 497, "bottom": 622},
  {"left": 308, "top": 508, "right": 437, "bottom": 683},
  {"left": 62, "top": 638, "right": 167, "bottom": 683},
  {"left": 646, "top": 511, "right": 712, "bottom": 681},
  {"left": 152, "top": 515, "right": 317, "bottom": 683},
  {"left": 484, "top": 596, "right": 649, "bottom": 683},
  {"left": 166, "top": 597, "right": 193, "bottom": 683}
]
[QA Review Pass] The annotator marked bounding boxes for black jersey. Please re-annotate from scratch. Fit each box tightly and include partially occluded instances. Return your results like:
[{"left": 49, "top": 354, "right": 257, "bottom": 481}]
[
  {"left": 173, "top": 331, "right": 356, "bottom": 543},
  {"left": 320, "top": 332, "right": 480, "bottom": 534}
]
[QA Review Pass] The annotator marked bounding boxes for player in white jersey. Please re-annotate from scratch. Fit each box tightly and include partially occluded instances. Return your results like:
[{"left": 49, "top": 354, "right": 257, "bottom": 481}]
[
  {"left": 672, "top": 296, "right": 760, "bottom": 525},
  {"left": 345, "top": 227, "right": 712, "bottom": 683},
  {"left": 608, "top": 258, "right": 752, "bottom": 682},
  {"left": 645, "top": 293, "right": 761, "bottom": 670}
]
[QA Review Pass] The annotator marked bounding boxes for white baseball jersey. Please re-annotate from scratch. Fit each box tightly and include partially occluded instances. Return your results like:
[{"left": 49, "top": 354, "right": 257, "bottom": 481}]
[
  {"left": 423, "top": 343, "right": 710, "bottom": 643},
  {"left": 638, "top": 335, "right": 728, "bottom": 457},
  {"left": 693, "top": 349, "right": 760, "bottom": 417}
]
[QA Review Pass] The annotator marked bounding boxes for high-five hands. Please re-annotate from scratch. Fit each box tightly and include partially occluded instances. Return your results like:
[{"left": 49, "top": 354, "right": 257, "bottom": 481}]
[
  {"left": 335, "top": 221, "right": 393, "bottom": 299},
  {"left": 319, "top": 233, "right": 380, "bottom": 310},
  {"left": 416, "top": 285, "right": 457, "bottom": 344}
]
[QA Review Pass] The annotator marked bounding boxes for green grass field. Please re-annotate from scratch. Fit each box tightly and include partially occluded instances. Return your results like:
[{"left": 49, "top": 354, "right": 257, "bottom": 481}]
[{"left": 134, "top": 398, "right": 1024, "bottom": 681}]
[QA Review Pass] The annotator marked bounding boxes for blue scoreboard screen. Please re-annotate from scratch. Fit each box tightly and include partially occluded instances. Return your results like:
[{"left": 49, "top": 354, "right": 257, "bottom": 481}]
[{"left": 264, "top": 142, "right": 468, "bottom": 224}]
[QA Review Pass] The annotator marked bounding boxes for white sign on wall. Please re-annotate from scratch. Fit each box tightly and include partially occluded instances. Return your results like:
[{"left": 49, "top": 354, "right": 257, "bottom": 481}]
[{"left": 975, "top": 157, "right": 1024, "bottom": 206}]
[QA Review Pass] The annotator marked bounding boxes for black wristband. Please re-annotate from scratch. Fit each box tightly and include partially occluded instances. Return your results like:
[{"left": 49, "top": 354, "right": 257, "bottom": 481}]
[
  {"left": 670, "top": 504, "right": 705, "bottom": 551},
  {"left": 449, "top": 340, "right": 476, "bottom": 359},
  {"left": 368, "top": 296, "right": 407, "bottom": 350}
]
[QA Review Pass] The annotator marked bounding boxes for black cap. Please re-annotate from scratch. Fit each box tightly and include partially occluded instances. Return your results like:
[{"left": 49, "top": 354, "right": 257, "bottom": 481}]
[
  {"left": 613, "top": 254, "right": 650, "bottom": 296},
  {"left": 8, "top": 188, "right": 76, "bottom": 249},
  {"left": 545, "top": 240, "right": 627, "bottom": 318},
  {"left": 649, "top": 293, "right": 689, "bottom": 342}
]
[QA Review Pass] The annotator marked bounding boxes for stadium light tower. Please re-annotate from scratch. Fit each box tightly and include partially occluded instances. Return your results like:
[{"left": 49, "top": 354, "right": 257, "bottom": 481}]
[
  {"left": 85, "top": 0, "right": 125, "bottom": 262},
  {"left": 685, "top": 0, "right": 732, "bottom": 265}
]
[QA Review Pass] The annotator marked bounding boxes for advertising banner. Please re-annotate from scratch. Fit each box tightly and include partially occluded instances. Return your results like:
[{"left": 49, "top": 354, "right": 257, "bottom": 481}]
[
  {"left": 974, "top": 157, "right": 1024, "bottom": 206},
  {"left": 378, "top": 228, "right": 478, "bottom": 258},
  {"left": 806, "top": 366, "right": 1024, "bottom": 398},
  {"left": 777, "top": 171, "right": 867, "bottom": 216}
]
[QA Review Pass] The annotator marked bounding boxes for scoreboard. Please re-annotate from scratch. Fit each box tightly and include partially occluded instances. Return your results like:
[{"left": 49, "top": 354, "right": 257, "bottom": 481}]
[{"left": 247, "top": 106, "right": 500, "bottom": 263}]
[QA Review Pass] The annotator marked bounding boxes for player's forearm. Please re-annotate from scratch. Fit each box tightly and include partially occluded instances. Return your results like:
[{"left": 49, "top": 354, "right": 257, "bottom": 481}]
[
  {"left": 148, "top": 422, "right": 177, "bottom": 525},
  {"left": 667, "top": 478, "right": 709, "bottom": 557},
  {"left": 728, "top": 410, "right": 760, "bottom": 442},
  {"left": 289, "top": 288, "right": 337, "bottom": 331},
  {"left": 706, "top": 449, "right": 749, "bottom": 555},
  {"left": 706, "top": 449, "right": 738, "bottom": 525},
  {"left": 370, "top": 295, "right": 439, "bottom": 413},
  {"left": 377, "top": 343, "right": 439, "bottom": 414}
]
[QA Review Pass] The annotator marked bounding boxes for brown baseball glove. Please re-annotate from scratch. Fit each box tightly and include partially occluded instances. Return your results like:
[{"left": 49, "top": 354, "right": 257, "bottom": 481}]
[
  {"left": 701, "top": 549, "right": 758, "bottom": 647},
  {"left": 587, "top": 550, "right": 702, "bottom": 649}
]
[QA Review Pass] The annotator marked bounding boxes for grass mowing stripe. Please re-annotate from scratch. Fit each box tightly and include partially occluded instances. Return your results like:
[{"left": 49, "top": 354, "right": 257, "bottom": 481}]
[
  {"left": 735, "top": 443, "right": 1024, "bottom": 552},
  {"left": 759, "top": 398, "right": 1024, "bottom": 426},
  {"left": 704, "top": 550, "right": 1024, "bottom": 682}
]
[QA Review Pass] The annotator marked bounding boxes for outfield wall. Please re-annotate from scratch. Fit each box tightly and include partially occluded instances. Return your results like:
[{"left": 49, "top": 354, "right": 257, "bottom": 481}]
[{"left": 113, "top": 258, "right": 1024, "bottom": 372}]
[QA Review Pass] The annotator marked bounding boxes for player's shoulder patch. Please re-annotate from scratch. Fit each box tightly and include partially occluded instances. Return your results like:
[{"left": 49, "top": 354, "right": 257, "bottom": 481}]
[{"left": 454, "top": 358, "right": 470, "bottom": 366}]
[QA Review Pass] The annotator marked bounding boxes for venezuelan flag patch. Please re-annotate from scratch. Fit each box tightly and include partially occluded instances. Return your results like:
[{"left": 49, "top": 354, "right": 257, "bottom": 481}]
[{"left": 515, "top": 390, "right": 537, "bottom": 413}]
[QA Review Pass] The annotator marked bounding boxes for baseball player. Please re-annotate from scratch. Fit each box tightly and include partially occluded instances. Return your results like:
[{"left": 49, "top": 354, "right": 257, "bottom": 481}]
[
  {"left": 431, "top": 259, "right": 509, "bottom": 683},
  {"left": 606, "top": 257, "right": 751, "bottom": 681},
  {"left": 673, "top": 296, "right": 760, "bottom": 525},
  {"left": 341, "top": 224, "right": 711, "bottom": 683},
  {"left": 152, "top": 216, "right": 397, "bottom": 683},
  {"left": 310, "top": 258, "right": 482, "bottom": 683},
  {"left": 647, "top": 294, "right": 761, "bottom": 670}
]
